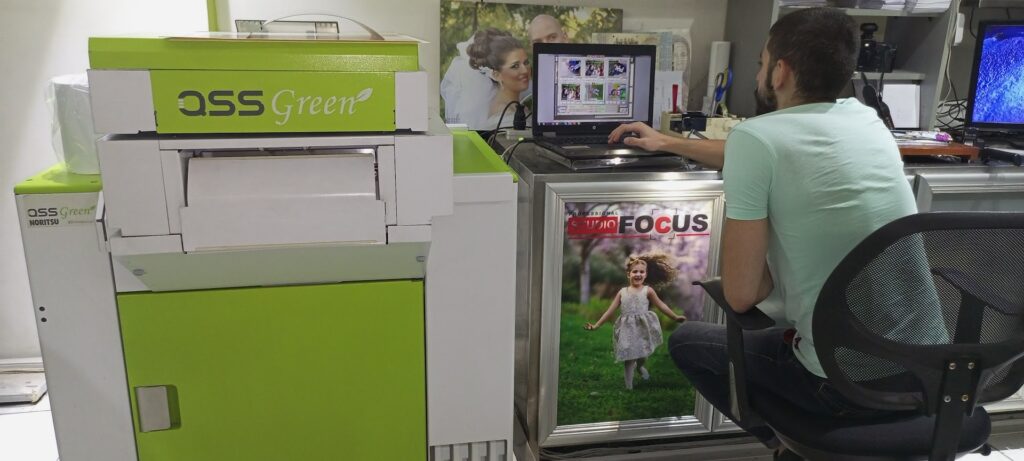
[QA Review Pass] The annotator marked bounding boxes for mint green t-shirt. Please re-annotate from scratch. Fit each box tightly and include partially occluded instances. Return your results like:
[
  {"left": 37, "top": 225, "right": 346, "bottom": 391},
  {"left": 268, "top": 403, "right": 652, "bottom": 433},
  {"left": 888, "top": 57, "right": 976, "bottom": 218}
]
[{"left": 722, "top": 98, "right": 917, "bottom": 378}]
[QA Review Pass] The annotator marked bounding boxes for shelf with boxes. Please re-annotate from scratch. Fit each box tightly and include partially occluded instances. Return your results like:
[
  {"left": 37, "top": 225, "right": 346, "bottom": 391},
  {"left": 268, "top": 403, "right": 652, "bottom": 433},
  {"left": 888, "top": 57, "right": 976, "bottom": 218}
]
[{"left": 780, "top": 6, "right": 949, "bottom": 17}]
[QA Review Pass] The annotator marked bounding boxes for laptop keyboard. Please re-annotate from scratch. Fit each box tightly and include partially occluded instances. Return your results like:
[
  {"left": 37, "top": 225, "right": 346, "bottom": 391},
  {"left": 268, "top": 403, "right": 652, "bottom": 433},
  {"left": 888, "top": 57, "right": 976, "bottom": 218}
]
[{"left": 544, "top": 135, "right": 613, "bottom": 146}]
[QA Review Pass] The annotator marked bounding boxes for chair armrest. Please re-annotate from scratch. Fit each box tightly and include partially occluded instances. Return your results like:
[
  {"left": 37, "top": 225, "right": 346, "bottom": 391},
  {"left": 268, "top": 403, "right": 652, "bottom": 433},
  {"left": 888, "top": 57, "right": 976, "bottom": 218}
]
[
  {"left": 932, "top": 267, "right": 1022, "bottom": 316},
  {"left": 693, "top": 278, "right": 776, "bottom": 330},
  {"left": 693, "top": 278, "right": 775, "bottom": 426}
]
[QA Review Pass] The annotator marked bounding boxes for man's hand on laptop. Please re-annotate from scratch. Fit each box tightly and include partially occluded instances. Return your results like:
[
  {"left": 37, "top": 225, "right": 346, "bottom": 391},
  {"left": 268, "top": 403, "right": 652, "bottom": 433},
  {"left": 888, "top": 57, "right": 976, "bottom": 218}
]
[{"left": 608, "top": 122, "right": 671, "bottom": 152}]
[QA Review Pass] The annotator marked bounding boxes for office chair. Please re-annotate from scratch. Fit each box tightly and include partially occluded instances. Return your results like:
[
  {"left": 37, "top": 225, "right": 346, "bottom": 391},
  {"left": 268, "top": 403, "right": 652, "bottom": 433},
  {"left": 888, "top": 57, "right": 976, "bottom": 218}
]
[{"left": 696, "top": 212, "right": 1024, "bottom": 461}]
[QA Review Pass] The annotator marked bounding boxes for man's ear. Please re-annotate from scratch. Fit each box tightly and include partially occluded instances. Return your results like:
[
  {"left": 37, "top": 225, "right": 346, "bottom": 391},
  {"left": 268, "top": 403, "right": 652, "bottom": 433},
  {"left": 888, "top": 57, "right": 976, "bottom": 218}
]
[{"left": 773, "top": 59, "right": 792, "bottom": 91}]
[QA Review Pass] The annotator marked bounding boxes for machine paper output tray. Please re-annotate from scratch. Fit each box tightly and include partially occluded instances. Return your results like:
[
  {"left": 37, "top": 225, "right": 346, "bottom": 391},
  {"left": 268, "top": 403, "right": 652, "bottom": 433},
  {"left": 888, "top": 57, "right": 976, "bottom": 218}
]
[
  {"left": 180, "top": 154, "right": 385, "bottom": 252},
  {"left": 180, "top": 197, "right": 385, "bottom": 252}
]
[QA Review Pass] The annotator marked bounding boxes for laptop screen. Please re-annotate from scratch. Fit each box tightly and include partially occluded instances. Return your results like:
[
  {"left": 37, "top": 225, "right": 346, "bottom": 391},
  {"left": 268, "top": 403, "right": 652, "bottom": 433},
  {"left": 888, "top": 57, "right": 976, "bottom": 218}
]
[{"left": 533, "top": 43, "right": 655, "bottom": 133}]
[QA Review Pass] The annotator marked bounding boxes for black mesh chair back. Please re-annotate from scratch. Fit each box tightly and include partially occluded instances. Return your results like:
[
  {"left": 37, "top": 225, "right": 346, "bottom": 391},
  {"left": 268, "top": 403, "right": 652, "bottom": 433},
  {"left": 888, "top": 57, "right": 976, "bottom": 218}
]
[{"left": 813, "top": 212, "right": 1024, "bottom": 460}]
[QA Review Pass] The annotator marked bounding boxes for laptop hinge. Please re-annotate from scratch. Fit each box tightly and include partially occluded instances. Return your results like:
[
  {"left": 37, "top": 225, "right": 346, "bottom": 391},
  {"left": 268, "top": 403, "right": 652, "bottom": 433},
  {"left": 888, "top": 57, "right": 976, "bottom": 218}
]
[{"left": 541, "top": 132, "right": 558, "bottom": 138}]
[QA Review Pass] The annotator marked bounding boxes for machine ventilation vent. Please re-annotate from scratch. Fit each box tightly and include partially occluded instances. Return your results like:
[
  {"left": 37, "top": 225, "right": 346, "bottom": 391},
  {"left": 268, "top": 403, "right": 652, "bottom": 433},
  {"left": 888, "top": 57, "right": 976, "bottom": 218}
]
[{"left": 430, "top": 440, "right": 507, "bottom": 461}]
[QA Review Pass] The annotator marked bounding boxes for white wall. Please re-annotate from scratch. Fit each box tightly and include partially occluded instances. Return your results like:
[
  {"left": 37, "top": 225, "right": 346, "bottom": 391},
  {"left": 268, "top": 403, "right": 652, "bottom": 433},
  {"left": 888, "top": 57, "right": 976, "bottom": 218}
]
[
  {"left": 0, "top": 1, "right": 207, "bottom": 360},
  {"left": 218, "top": 0, "right": 728, "bottom": 111}
]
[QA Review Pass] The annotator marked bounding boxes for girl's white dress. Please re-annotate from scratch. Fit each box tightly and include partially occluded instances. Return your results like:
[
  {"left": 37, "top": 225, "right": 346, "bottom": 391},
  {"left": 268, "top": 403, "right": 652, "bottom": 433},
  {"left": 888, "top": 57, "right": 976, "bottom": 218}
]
[{"left": 613, "top": 286, "right": 664, "bottom": 362}]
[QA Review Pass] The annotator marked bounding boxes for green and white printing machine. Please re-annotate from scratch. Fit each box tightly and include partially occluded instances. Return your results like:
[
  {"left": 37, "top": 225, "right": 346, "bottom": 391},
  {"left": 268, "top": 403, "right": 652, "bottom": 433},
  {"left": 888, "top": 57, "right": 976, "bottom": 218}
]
[{"left": 15, "top": 34, "right": 516, "bottom": 461}]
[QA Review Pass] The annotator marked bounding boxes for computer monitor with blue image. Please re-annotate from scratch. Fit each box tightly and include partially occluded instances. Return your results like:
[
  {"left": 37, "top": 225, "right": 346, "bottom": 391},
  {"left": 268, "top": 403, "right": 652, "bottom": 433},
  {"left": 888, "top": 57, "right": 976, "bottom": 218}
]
[{"left": 965, "top": 20, "right": 1024, "bottom": 133}]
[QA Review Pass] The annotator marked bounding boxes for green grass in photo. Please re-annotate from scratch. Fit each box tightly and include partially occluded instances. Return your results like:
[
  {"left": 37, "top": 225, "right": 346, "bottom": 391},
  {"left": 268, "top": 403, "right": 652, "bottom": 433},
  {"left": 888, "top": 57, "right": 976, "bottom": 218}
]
[{"left": 557, "top": 300, "right": 696, "bottom": 426}]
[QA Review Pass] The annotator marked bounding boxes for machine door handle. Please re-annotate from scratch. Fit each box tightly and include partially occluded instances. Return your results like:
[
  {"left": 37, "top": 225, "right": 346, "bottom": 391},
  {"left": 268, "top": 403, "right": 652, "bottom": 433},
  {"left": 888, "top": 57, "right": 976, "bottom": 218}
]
[{"left": 135, "top": 385, "right": 180, "bottom": 432}]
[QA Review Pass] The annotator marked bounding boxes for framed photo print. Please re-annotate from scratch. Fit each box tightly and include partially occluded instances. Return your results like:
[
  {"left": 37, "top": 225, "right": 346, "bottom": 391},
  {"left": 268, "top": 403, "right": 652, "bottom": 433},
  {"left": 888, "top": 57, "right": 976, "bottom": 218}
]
[{"left": 538, "top": 180, "right": 727, "bottom": 446}]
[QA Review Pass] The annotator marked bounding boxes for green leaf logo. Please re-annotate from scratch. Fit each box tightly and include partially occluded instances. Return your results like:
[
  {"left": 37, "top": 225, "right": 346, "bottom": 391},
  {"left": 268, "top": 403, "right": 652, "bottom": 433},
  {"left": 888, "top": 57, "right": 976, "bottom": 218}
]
[{"left": 356, "top": 88, "right": 373, "bottom": 102}]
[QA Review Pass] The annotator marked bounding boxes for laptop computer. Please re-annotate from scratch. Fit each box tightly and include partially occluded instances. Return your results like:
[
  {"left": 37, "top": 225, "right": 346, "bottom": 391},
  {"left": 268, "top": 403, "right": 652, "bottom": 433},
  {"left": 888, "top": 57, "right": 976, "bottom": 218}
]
[{"left": 531, "top": 43, "right": 681, "bottom": 170}]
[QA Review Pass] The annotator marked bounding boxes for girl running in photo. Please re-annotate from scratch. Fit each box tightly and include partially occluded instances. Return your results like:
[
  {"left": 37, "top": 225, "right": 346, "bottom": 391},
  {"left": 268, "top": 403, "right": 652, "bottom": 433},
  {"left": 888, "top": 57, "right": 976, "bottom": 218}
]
[{"left": 585, "top": 253, "right": 686, "bottom": 389}]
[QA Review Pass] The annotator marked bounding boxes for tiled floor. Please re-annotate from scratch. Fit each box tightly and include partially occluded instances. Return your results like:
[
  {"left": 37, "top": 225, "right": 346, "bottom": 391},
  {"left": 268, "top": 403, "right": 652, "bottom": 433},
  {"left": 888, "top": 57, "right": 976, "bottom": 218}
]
[
  {"left": 0, "top": 395, "right": 58, "bottom": 461},
  {"left": 3, "top": 396, "right": 1024, "bottom": 461}
]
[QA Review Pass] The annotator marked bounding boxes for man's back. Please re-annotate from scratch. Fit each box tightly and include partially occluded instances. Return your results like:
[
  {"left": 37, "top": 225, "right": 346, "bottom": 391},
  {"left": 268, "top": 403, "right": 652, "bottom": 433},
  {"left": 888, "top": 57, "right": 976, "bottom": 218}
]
[{"left": 723, "top": 98, "right": 917, "bottom": 377}]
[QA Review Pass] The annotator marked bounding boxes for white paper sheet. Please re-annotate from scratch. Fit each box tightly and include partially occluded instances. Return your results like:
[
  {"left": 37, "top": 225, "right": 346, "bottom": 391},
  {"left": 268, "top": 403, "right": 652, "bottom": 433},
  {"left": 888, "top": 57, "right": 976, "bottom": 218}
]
[{"left": 882, "top": 83, "right": 921, "bottom": 129}]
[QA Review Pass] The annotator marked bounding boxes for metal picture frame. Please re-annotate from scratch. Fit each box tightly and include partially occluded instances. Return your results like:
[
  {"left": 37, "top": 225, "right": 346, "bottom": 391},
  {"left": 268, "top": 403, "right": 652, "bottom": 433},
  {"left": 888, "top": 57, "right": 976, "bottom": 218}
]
[{"left": 537, "top": 179, "right": 728, "bottom": 447}]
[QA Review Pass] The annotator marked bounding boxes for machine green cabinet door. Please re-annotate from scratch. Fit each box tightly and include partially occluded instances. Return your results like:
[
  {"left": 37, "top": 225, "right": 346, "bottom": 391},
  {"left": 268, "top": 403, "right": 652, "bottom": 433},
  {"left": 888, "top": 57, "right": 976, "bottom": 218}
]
[{"left": 118, "top": 280, "right": 426, "bottom": 461}]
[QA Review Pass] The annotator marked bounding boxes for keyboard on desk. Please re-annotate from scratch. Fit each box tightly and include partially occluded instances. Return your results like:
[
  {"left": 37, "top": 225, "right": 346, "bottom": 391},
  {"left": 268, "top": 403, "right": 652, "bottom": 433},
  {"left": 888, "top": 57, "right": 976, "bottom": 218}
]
[{"left": 541, "top": 135, "right": 616, "bottom": 146}]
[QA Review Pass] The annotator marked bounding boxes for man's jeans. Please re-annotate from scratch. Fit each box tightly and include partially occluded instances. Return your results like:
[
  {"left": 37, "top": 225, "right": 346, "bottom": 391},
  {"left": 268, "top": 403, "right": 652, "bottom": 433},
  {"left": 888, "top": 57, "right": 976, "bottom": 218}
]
[{"left": 668, "top": 321, "right": 876, "bottom": 445}]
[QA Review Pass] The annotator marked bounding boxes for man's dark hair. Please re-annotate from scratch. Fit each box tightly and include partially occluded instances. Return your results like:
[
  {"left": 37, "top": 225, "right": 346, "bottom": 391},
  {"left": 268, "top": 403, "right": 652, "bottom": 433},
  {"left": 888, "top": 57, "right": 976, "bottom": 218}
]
[{"left": 767, "top": 8, "right": 858, "bottom": 102}]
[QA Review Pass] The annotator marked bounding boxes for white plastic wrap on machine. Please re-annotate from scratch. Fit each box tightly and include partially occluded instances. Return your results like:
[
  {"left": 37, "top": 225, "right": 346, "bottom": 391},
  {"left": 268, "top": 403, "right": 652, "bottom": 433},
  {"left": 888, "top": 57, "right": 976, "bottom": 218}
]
[{"left": 47, "top": 74, "right": 102, "bottom": 174}]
